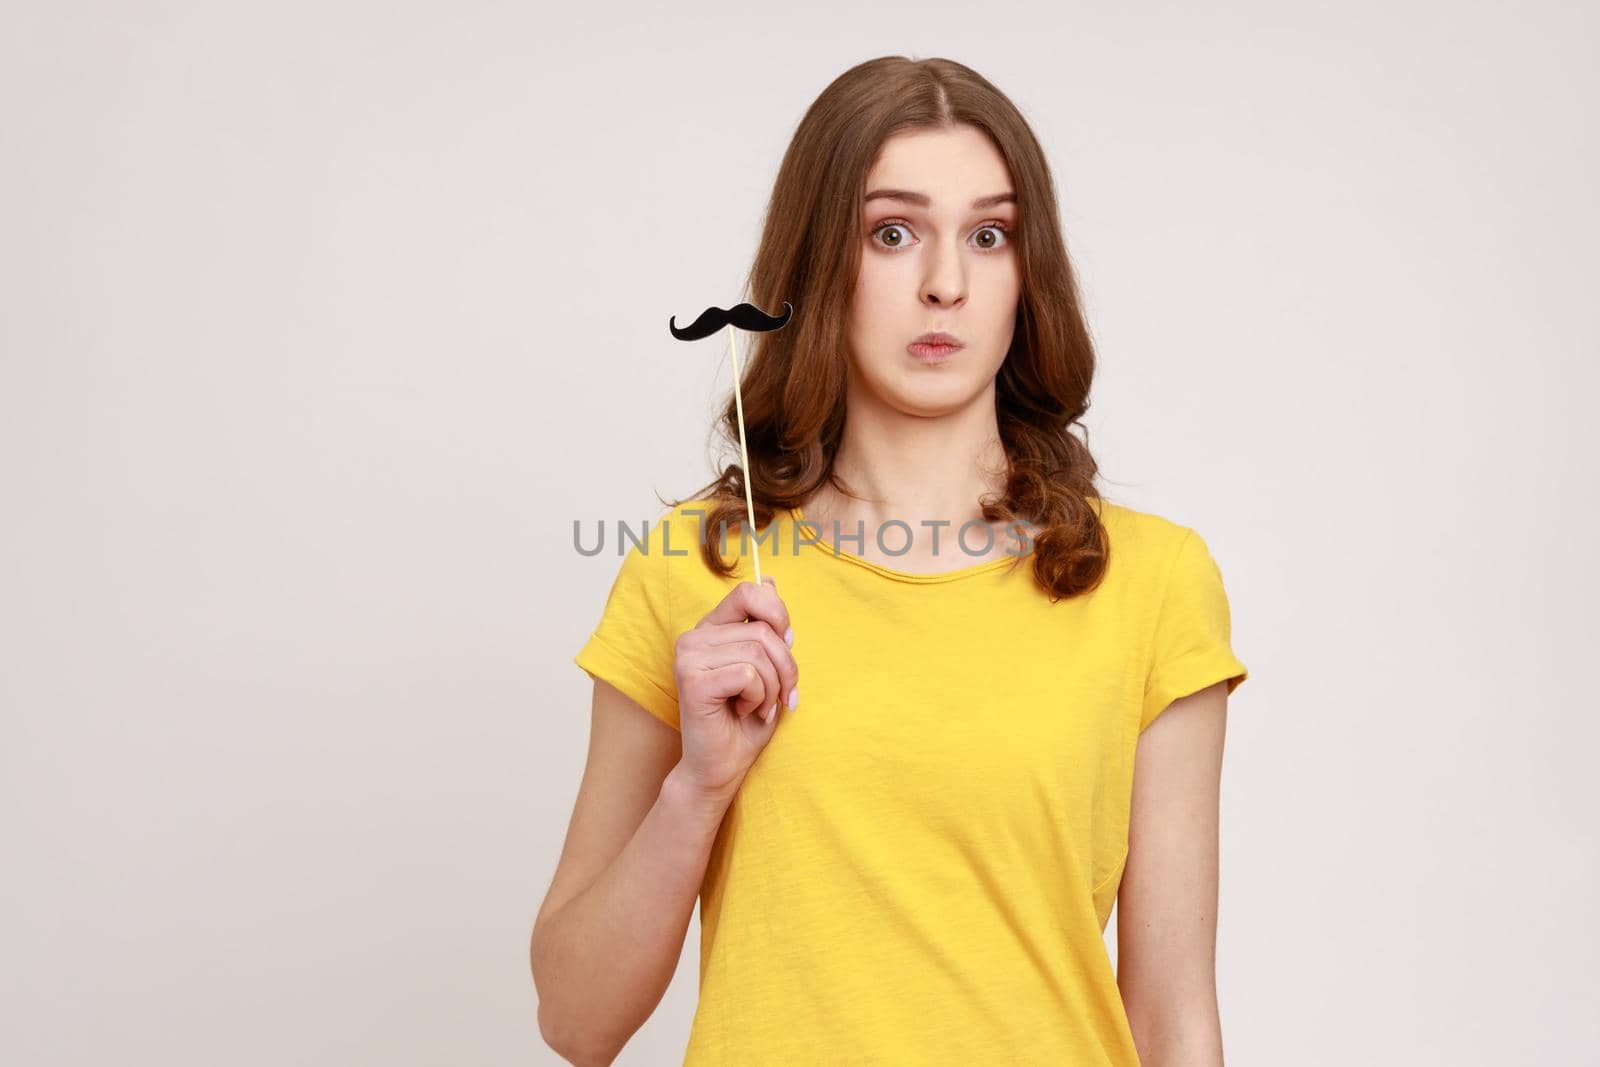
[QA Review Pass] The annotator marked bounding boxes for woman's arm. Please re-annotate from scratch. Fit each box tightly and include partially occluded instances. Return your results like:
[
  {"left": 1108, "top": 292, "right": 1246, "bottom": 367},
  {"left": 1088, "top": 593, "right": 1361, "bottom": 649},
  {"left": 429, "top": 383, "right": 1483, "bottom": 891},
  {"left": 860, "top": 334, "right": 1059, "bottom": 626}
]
[
  {"left": 1116, "top": 680, "right": 1230, "bottom": 1067},
  {"left": 530, "top": 679, "right": 734, "bottom": 1067}
]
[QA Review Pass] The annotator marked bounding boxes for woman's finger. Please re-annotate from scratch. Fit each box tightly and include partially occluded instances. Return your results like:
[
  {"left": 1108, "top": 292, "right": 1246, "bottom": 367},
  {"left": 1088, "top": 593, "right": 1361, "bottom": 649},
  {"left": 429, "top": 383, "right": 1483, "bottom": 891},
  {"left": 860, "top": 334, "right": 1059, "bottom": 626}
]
[
  {"left": 695, "top": 639, "right": 782, "bottom": 718},
  {"left": 690, "top": 660, "right": 770, "bottom": 720},
  {"left": 694, "top": 580, "right": 793, "bottom": 646},
  {"left": 698, "top": 621, "right": 797, "bottom": 710}
]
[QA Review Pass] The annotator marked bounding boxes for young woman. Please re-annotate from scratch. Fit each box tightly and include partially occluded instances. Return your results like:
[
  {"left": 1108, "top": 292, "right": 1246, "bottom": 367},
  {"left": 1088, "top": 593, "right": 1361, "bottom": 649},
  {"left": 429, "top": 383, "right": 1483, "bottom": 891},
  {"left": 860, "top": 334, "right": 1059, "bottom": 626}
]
[{"left": 532, "top": 56, "right": 1248, "bottom": 1066}]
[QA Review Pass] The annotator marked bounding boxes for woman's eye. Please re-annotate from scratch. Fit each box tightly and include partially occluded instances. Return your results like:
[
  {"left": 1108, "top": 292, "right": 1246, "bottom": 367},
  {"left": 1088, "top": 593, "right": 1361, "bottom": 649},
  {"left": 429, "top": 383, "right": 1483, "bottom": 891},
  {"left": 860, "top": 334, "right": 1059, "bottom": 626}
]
[
  {"left": 872, "top": 222, "right": 912, "bottom": 249},
  {"left": 869, "top": 221, "right": 1011, "bottom": 251},
  {"left": 973, "top": 224, "right": 1009, "bottom": 250}
]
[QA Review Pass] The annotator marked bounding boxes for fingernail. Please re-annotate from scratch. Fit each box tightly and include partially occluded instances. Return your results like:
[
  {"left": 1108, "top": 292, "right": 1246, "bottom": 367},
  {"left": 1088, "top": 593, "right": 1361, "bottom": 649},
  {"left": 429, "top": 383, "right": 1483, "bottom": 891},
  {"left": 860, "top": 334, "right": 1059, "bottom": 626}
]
[
  {"left": 762, "top": 703, "right": 775, "bottom": 723},
  {"left": 784, "top": 626, "right": 794, "bottom": 647},
  {"left": 787, "top": 688, "right": 799, "bottom": 710}
]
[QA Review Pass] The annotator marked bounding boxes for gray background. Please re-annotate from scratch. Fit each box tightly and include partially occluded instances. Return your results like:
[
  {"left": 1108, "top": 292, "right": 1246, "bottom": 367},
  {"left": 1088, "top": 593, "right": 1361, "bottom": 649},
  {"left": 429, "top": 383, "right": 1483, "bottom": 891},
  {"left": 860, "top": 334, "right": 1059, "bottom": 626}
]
[{"left": 4, "top": 2, "right": 1596, "bottom": 1063}]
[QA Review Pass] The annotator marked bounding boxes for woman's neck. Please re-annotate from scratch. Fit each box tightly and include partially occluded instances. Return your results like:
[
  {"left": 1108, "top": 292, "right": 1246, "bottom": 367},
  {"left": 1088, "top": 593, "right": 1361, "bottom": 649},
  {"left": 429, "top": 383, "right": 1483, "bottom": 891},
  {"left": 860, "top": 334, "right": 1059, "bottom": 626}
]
[{"left": 801, "top": 386, "right": 1015, "bottom": 564}]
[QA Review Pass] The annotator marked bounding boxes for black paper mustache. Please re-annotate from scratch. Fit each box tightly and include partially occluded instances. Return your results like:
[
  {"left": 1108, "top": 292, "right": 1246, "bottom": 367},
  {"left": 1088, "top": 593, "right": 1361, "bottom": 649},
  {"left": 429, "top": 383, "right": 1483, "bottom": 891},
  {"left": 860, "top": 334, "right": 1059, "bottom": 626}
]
[{"left": 668, "top": 301, "right": 794, "bottom": 341}]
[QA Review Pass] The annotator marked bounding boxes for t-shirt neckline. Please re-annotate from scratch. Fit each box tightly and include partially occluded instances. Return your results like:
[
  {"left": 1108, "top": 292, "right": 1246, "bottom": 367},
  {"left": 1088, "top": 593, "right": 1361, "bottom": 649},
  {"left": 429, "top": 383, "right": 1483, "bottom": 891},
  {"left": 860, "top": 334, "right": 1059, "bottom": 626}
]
[{"left": 786, "top": 505, "right": 1034, "bottom": 585}]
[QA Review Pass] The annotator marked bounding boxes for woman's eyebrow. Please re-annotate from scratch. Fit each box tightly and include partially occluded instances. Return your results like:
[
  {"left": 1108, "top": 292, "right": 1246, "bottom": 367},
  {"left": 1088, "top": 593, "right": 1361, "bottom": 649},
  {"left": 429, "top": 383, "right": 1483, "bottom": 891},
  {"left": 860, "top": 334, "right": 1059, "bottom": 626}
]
[{"left": 863, "top": 188, "right": 1016, "bottom": 209}]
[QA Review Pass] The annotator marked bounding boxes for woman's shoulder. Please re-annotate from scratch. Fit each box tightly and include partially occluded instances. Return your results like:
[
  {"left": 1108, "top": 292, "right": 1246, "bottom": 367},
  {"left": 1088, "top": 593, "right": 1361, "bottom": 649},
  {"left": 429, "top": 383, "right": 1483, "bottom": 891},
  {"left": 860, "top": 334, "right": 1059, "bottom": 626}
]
[
  {"left": 1091, "top": 495, "right": 1208, "bottom": 589},
  {"left": 651, "top": 495, "right": 731, "bottom": 553},
  {"left": 618, "top": 495, "right": 765, "bottom": 580},
  {"left": 1092, "top": 494, "right": 1191, "bottom": 546},
  {"left": 617, "top": 495, "right": 721, "bottom": 544}
]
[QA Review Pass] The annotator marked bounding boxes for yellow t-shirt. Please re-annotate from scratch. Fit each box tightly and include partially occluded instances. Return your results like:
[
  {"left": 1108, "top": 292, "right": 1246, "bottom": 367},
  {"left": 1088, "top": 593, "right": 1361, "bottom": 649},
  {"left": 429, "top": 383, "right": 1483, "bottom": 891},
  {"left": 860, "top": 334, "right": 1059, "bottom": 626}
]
[{"left": 573, "top": 496, "right": 1248, "bottom": 1065}]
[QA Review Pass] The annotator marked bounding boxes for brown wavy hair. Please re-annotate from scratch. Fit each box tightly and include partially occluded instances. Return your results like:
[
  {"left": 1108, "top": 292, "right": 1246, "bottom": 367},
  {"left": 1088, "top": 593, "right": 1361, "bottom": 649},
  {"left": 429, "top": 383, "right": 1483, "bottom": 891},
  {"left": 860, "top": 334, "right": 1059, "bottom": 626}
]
[{"left": 662, "top": 55, "right": 1110, "bottom": 602}]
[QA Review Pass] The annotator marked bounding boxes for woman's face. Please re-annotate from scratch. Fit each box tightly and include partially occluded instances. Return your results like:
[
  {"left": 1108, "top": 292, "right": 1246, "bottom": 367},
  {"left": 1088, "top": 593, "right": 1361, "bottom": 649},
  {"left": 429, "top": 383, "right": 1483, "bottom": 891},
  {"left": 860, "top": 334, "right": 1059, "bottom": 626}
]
[{"left": 847, "top": 124, "right": 1021, "bottom": 418}]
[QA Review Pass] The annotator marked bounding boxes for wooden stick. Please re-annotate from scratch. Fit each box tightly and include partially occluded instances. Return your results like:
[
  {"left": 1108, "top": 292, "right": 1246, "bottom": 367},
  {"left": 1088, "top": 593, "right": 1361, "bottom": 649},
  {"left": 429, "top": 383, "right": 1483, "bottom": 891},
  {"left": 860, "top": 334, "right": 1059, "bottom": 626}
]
[{"left": 725, "top": 325, "right": 761, "bottom": 585}]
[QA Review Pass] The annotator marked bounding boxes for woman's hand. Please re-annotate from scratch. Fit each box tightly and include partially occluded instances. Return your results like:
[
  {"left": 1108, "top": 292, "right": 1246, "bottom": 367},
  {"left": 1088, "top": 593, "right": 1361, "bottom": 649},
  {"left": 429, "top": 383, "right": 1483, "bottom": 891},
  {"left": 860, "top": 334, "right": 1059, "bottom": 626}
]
[{"left": 671, "top": 575, "right": 798, "bottom": 803}]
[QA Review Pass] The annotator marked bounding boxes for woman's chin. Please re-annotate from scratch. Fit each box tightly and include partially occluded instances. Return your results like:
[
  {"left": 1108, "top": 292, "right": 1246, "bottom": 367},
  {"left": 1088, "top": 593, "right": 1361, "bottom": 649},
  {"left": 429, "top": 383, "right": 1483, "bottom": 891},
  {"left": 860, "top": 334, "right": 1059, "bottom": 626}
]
[{"left": 886, "top": 376, "right": 990, "bottom": 417}]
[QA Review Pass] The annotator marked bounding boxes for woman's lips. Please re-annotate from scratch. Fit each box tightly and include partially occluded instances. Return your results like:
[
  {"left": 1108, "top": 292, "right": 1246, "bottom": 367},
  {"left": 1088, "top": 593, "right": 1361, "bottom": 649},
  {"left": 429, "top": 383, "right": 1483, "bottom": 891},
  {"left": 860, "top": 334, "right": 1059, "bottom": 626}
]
[{"left": 908, "top": 340, "right": 963, "bottom": 361}]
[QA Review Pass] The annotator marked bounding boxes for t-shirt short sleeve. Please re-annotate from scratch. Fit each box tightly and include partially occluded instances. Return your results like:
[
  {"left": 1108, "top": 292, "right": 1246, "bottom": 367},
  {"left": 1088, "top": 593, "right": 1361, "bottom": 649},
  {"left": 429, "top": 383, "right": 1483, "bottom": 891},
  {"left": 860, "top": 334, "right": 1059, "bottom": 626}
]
[
  {"left": 1140, "top": 527, "right": 1249, "bottom": 732},
  {"left": 573, "top": 533, "right": 682, "bottom": 732}
]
